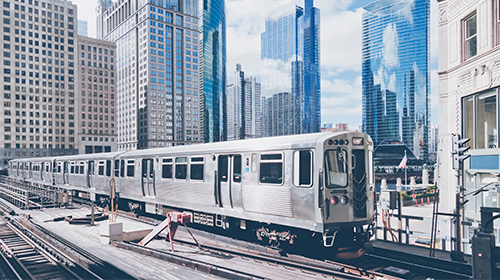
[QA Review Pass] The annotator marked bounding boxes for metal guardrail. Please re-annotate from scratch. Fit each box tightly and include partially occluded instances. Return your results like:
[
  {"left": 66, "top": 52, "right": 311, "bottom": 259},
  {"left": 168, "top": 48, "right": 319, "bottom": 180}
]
[{"left": 0, "top": 176, "right": 69, "bottom": 209}]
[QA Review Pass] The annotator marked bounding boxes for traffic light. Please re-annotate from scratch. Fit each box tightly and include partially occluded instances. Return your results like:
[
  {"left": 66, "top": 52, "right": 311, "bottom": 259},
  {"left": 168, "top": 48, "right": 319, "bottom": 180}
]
[
  {"left": 472, "top": 231, "right": 500, "bottom": 279},
  {"left": 452, "top": 134, "right": 470, "bottom": 170}
]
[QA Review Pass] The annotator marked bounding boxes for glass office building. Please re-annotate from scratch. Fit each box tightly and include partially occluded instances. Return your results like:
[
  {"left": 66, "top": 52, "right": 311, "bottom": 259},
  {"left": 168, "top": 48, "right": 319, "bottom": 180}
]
[
  {"left": 200, "top": 0, "right": 226, "bottom": 142},
  {"left": 261, "top": 0, "right": 320, "bottom": 136},
  {"left": 362, "top": 0, "right": 430, "bottom": 160}
]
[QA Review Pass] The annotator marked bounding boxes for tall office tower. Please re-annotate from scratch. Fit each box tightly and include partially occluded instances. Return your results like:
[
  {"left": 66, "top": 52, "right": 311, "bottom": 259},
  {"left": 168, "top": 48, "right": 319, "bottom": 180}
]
[
  {"left": 0, "top": 0, "right": 79, "bottom": 170},
  {"left": 243, "top": 76, "right": 262, "bottom": 138},
  {"left": 262, "top": 92, "right": 296, "bottom": 137},
  {"left": 226, "top": 64, "right": 261, "bottom": 141},
  {"left": 200, "top": 0, "right": 226, "bottom": 142},
  {"left": 260, "top": 0, "right": 320, "bottom": 137},
  {"left": 97, "top": 0, "right": 201, "bottom": 150},
  {"left": 77, "top": 36, "right": 117, "bottom": 154},
  {"left": 362, "top": 0, "right": 430, "bottom": 160}
]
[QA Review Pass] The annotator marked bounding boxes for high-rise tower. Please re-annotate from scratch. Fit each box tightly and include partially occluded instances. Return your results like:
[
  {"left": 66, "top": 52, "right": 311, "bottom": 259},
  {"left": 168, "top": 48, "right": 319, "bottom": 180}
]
[
  {"left": 362, "top": 0, "right": 430, "bottom": 160},
  {"left": 0, "top": 0, "right": 79, "bottom": 169},
  {"left": 226, "top": 64, "right": 261, "bottom": 141},
  {"left": 97, "top": 0, "right": 201, "bottom": 150},
  {"left": 260, "top": 0, "right": 320, "bottom": 137},
  {"left": 200, "top": 0, "right": 226, "bottom": 142}
]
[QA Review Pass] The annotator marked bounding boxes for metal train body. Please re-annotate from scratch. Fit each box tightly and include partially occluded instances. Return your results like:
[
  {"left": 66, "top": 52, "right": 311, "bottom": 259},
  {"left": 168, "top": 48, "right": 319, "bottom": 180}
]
[{"left": 7, "top": 132, "right": 375, "bottom": 247}]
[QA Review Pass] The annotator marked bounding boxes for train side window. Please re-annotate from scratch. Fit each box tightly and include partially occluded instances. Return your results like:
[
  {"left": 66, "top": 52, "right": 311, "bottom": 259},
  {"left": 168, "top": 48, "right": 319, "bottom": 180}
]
[
  {"left": 259, "top": 153, "right": 283, "bottom": 184},
  {"left": 106, "top": 160, "right": 111, "bottom": 177},
  {"left": 233, "top": 155, "right": 241, "bottom": 183},
  {"left": 294, "top": 150, "right": 312, "bottom": 187},
  {"left": 190, "top": 157, "right": 204, "bottom": 180},
  {"left": 126, "top": 160, "right": 135, "bottom": 177},
  {"left": 175, "top": 157, "right": 187, "bottom": 180},
  {"left": 70, "top": 162, "right": 75, "bottom": 174},
  {"left": 58, "top": 163, "right": 62, "bottom": 173},
  {"left": 80, "top": 162, "right": 85, "bottom": 174},
  {"left": 162, "top": 158, "right": 173, "bottom": 179},
  {"left": 114, "top": 160, "right": 119, "bottom": 177},
  {"left": 98, "top": 161, "right": 105, "bottom": 176},
  {"left": 120, "top": 160, "right": 125, "bottom": 177}
]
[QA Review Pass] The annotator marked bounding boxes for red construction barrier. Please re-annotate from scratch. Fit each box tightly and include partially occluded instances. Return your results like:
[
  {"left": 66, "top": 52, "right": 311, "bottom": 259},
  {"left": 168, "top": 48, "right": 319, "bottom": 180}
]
[{"left": 139, "top": 212, "right": 200, "bottom": 252}]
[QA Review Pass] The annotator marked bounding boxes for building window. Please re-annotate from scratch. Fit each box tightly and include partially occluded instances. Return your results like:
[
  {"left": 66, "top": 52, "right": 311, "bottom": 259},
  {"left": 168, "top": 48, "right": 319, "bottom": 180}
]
[
  {"left": 463, "top": 13, "right": 477, "bottom": 61},
  {"left": 463, "top": 88, "right": 498, "bottom": 150}
]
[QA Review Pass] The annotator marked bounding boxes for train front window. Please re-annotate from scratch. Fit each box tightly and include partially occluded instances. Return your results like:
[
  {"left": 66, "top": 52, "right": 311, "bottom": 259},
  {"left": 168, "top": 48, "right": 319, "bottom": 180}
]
[{"left": 325, "top": 149, "right": 347, "bottom": 188}]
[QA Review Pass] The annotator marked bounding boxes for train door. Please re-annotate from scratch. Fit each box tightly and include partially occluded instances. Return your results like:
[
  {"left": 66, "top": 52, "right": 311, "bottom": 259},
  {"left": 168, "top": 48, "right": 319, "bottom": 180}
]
[
  {"left": 141, "top": 159, "right": 155, "bottom": 197},
  {"left": 63, "top": 162, "right": 69, "bottom": 184},
  {"left": 216, "top": 155, "right": 242, "bottom": 209},
  {"left": 29, "top": 162, "right": 32, "bottom": 179},
  {"left": 87, "top": 160, "right": 95, "bottom": 188}
]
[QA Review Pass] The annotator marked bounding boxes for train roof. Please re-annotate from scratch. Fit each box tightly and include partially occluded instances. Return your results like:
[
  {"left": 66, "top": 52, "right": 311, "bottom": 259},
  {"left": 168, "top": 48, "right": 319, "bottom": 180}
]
[
  {"left": 8, "top": 132, "right": 368, "bottom": 163},
  {"left": 121, "top": 131, "right": 364, "bottom": 158},
  {"left": 9, "top": 152, "right": 125, "bottom": 163}
]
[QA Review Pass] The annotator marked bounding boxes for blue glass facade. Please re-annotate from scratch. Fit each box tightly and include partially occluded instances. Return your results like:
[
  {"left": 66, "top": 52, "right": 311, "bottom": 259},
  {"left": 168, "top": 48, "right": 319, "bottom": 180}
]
[
  {"left": 201, "top": 0, "right": 226, "bottom": 142},
  {"left": 362, "top": 0, "right": 430, "bottom": 160},
  {"left": 261, "top": 0, "right": 320, "bottom": 136}
]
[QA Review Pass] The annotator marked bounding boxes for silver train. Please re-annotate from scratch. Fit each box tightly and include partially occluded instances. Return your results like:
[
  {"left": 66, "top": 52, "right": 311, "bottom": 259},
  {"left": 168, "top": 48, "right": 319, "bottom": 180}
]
[{"left": 7, "top": 132, "right": 375, "bottom": 249}]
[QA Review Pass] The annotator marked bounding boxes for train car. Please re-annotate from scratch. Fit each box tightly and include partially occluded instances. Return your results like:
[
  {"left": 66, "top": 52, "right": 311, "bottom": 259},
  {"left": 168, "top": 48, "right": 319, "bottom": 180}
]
[
  {"left": 53, "top": 152, "right": 125, "bottom": 199},
  {"left": 7, "top": 131, "right": 375, "bottom": 250}
]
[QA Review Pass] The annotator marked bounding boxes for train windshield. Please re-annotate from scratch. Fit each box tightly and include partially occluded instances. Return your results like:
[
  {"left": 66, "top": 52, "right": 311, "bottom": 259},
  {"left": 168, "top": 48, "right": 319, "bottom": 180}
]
[{"left": 325, "top": 149, "right": 347, "bottom": 188}]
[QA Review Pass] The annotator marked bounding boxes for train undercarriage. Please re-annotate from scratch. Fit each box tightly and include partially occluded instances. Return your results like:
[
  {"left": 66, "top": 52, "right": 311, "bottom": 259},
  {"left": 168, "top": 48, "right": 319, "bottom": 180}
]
[{"left": 74, "top": 191, "right": 374, "bottom": 258}]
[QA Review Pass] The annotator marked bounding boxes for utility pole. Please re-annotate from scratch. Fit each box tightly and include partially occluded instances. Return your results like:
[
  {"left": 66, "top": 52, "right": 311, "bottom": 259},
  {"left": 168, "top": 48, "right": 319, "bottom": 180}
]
[{"left": 451, "top": 134, "right": 470, "bottom": 262}]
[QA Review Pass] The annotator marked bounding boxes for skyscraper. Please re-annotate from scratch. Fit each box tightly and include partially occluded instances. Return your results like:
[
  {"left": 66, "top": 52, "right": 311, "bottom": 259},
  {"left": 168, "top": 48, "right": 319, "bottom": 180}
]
[
  {"left": 260, "top": 0, "right": 320, "bottom": 137},
  {"left": 362, "top": 0, "right": 430, "bottom": 160},
  {"left": 97, "top": 0, "right": 201, "bottom": 150},
  {"left": 77, "top": 36, "right": 117, "bottom": 154},
  {"left": 200, "top": 0, "right": 226, "bottom": 142},
  {"left": 0, "top": 0, "right": 79, "bottom": 169},
  {"left": 226, "top": 64, "right": 261, "bottom": 141}
]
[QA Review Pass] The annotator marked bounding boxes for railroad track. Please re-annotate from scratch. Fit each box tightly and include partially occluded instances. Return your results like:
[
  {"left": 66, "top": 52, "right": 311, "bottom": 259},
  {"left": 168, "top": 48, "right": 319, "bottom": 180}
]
[
  {"left": 0, "top": 198, "right": 137, "bottom": 280},
  {"left": 111, "top": 224, "right": 398, "bottom": 280},
  {"left": 363, "top": 247, "right": 472, "bottom": 279},
  {"left": 74, "top": 199, "right": 474, "bottom": 280},
  {"left": 0, "top": 218, "right": 82, "bottom": 280}
]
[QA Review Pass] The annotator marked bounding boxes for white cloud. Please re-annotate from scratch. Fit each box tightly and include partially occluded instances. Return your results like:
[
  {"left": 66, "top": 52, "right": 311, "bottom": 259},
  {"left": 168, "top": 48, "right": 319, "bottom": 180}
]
[
  {"left": 321, "top": 76, "right": 362, "bottom": 127},
  {"left": 319, "top": 8, "right": 363, "bottom": 74}
]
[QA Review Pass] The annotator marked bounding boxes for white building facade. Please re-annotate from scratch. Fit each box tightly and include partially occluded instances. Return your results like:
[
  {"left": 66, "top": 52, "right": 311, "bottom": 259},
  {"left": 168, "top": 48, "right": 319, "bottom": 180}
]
[
  {"left": 0, "top": 0, "right": 79, "bottom": 170},
  {"left": 438, "top": 0, "right": 500, "bottom": 249}
]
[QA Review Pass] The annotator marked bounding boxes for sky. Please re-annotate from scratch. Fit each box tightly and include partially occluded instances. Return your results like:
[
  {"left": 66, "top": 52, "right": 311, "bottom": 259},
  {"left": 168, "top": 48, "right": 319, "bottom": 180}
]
[{"left": 73, "top": 0, "right": 439, "bottom": 131}]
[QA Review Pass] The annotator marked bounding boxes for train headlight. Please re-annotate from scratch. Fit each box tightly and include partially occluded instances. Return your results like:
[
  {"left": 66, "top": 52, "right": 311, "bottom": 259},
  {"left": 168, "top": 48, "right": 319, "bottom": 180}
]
[
  {"left": 330, "top": 196, "right": 339, "bottom": 205},
  {"left": 339, "top": 139, "right": 345, "bottom": 145},
  {"left": 328, "top": 139, "right": 333, "bottom": 145},
  {"left": 340, "top": 196, "right": 349, "bottom": 205},
  {"left": 333, "top": 139, "right": 338, "bottom": 145}
]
